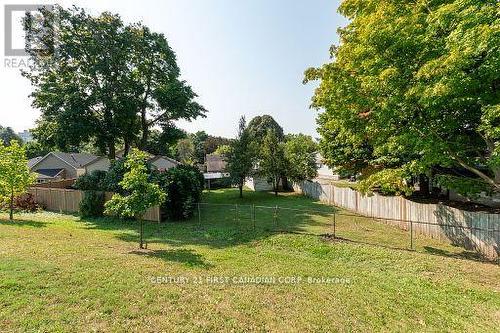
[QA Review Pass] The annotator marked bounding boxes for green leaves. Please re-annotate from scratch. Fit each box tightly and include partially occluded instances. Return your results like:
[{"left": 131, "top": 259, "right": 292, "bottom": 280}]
[
  {"left": 0, "top": 141, "right": 36, "bottom": 219},
  {"left": 104, "top": 149, "right": 166, "bottom": 219},
  {"left": 309, "top": 0, "right": 500, "bottom": 194}
]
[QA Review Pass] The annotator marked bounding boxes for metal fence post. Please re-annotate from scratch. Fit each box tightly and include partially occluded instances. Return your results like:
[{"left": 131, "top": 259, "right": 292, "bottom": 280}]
[
  {"left": 252, "top": 204, "right": 256, "bottom": 231},
  {"left": 197, "top": 203, "right": 201, "bottom": 225},
  {"left": 410, "top": 219, "right": 414, "bottom": 250},
  {"left": 235, "top": 204, "right": 239, "bottom": 229},
  {"left": 274, "top": 205, "right": 278, "bottom": 229},
  {"left": 333, "top": 212, "right": 336, "bottom": 239}
]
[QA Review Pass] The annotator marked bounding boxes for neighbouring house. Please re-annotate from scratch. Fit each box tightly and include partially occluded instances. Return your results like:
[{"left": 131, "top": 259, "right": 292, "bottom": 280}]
[
  {"left": 29, "top": 152, "right": 99, "bottom": 183},
  {"left": 244, "top": 176, "right": 274, "bottom": 192},
  {"left": 316, "top": 153, "right": 340, "bottom": 181},
  {"left": 205, "top": 153, "right": 227, "bottom": 173},
  {"left": 85, "top": 150, "right": 181, "bottom": 173},
  {"left": 29, "top": 151, "right": 181, "bottom": 184}
]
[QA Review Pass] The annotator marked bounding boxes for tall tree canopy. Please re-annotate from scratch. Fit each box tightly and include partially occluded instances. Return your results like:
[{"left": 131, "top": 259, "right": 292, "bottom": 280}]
[
  {"left": 246, "top": 115, "right": 284, "bottom": 146},
  {"left": 226, "top": 117, "right": 256, "bottom": 198},
  {"left": 0, "top": 141, "right": 36, "bottom": 220},
  {"left": 0, "top": 126, "right": 21, "bottom": 146},
  {"left": 306, "top": 0, "right": 500, "bottom": 195},
  {"left": 24, "top": 6, "right": 205, "bottom": 159}
]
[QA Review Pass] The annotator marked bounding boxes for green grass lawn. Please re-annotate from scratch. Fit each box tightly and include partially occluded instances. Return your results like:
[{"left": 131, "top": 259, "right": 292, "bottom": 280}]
[{"left": 1, "top": 188, "right": 499, "bottom": 332}]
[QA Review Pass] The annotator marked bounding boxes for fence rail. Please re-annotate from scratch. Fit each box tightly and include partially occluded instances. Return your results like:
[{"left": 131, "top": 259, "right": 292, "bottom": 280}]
[
  {"left": 29, "top": 187, "right": 160, "bottom": 222},
  {"left": 293, "top": 180, "right": 500, "bottom": 259}
]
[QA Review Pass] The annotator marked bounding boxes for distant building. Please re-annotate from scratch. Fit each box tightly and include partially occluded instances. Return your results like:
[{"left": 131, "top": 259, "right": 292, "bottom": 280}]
[
  {"left": 206, "top": 153, "right": 227, "bottom": 173},
  {"left": 29, "top": 150, "right": 181, "bottom": 184},
  {"left": 17, "top": 130, "right": 33, "bottom": 143},
  {"left": 316, "top": 153, "right": 340, "bottom": 181}
]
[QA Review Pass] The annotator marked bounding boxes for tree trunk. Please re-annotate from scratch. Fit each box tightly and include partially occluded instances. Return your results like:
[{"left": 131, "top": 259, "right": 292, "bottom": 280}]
[
  {"left": 140, "top": 110, "right": 148, "bottom": 149},
  {"left": 139, "top": 219, "right": 144, "bottom": 249},
  {"left": 108, "top": 140, "right": 116, "bottom": 160},
  {"left": 418, "top": 174, "right": 430, "bottom": 197},
  {"left": 239, "top": 184, "right": 243, "bottom": 198},
  {"left": 282, "top": 176, "right": 291, "bottom": 191},
  {"left": 9, "top": 189, "right": 14, "bottom": 220},
  {"left": 123, "top": 138, "right": 130, "bottom": 157}
]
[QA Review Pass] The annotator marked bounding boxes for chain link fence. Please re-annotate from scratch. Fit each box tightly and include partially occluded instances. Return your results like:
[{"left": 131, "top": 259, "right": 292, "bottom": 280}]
[{"left": 194, "top": 203, "right": 499, "bottom": 262}]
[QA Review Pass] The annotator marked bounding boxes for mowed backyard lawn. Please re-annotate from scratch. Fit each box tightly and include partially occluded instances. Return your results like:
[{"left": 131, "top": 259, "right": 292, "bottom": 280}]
[{"left": 0, "top": 189, "right": 499, "bottom": 332}]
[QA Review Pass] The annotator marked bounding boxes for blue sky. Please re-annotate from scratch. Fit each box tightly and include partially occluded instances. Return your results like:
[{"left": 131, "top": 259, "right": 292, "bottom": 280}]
[{"left": 0, "top": 0, "right": 346, "bottom": 138}]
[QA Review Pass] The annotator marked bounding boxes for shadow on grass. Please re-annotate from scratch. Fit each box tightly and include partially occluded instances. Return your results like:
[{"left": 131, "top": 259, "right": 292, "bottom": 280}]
[
  {"left": 78, "top": 189, "right": 496, "bottom": 264},
  {"left": 0, "top": 218, "right": 47, "bottom": 228},
  {"left": 129, "top": 248, "right": 214, "bottom": 268},
  {"left": 422, "top": 246, "right": 485, "bottom": 262}
]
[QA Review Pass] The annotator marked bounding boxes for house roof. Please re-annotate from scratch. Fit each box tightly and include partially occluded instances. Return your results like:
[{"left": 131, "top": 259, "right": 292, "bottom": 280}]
[
  {"left": 149, "top": 155, "right": 181, "bottom": 165},
  {"left": 35, "top": 168, "right": 65, "bottom": 178},
  {"left": 206, "top": 154, "right": 226, "bottom": 172},
  {"left": 30, "top": 152, "right": 99, "bottom": 170},
  {"left": 28, "top": 156, "right": 43, "bottom": 168}
]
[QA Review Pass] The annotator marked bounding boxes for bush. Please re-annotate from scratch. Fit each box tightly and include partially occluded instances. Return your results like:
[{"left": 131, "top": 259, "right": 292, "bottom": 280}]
[
  {"left": 80, "top": 190, "right": 105, "bottom": 218},
  {"left": 75, "top": 170, "right": 107, "bottom": 191},
  {"left": 155, "top": 165, "right": 204, "bottom": 220},
  {"left": 11, "top": 193, "right": 43, "bottom": 212}
]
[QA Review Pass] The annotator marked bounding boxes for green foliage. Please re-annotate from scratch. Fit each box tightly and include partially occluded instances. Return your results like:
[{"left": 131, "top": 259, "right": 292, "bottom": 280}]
[
  {"left": 435, "top": 175, "right": 492, "bottom": 198},
  {"left": 0, "top": 141, "right": 36, "bottom": 219},
  {"left": 75, "top": 170, "right": 108, "bottom": 191},
  {"left": 284, "top": 134, "right": 318, "bottom": 183},
  {"left": 79, "top": 191, "right": 105, "bottom": 218},
  {"left": 0, "top": 126, "right": 22, "bottom": 146},
  {"left": 204, "top": 136, "right": 232, "bottom": 155},
  {"left": 260, "top": 129, "right": 287, "bottom": 195},
  {"left": 175, "top": 138, "right": 196, "bottom": 165},
  {"left": 214, "top": 144, "right": 231, "bottom": 156},
  {"left": 226, "top": 116, "right": 256, "bottom": 197},
  {"left": 103, "top": 159, "right": 128, "bottom": 194},
  {"left": 307, "top": 0, "right": 500, "bottom": 193},
  {"left": 143, "top": 126, "right": 186, "bottom": 158},
  {"left": 154, "top": 165, "right": 204, "bottom": 220},
  {"left": 247, "top": 115, "right": 284, "bottom": 146},
  {"left": 24, "top": 140, "right": 50, "bottom": 159},
  {"left": 104, "top": 149, "right": 166, "bottom": 219},
  {"left": 357, "top": 169, "right": 413, "bottom": 196},
  {"left": 24, "top": 5, "right": 205, "bottom": 158}
]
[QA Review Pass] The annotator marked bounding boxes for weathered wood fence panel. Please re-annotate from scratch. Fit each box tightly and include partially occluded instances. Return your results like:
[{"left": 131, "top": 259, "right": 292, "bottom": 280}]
[
  {"left": 294, "top": 180, "right": 500, "bottom": 259},
  {"left": 29, "top": 187, "right": 160, "bottom": 222}
]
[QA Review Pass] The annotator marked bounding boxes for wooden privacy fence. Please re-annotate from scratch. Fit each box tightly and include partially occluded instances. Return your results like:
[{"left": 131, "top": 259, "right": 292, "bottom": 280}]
[
  {"left": 29, "top": 187, "right": 161, "bottom": 222},
  {"left": 294, "top": 180, "right": 500, "bottom": 259}
]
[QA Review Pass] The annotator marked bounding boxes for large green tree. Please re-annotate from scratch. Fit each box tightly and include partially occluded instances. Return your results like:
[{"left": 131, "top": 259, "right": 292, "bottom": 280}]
[
  {"left": 104, "top": 149, "right": 165, "bottom": 248},
  {"left": 306, "top": 0, "right": 500, "bottom": 195},
  {"left": 0, "top": 141, "right": 36, "bottom": 220},
  {"left": 0, "top": 126, "right": 22, "bottom": 146},
  {"left": 260, "top": 129, "right": 287, "bottom": 196},
  {"left": 24, "top": 6, "right": 205, "bottom": 159},
  {"left": 226, "top": 117, "right": 256, "bottom": 198},
  {"left": 247, "top": 115, "right": 284, "bottom": 146},
  {"left": 284, "top": 134, "right": 318, "bottom": 183}
]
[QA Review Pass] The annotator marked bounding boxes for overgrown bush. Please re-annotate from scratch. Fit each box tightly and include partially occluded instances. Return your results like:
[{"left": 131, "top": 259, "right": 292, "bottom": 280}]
[
  {"left": 357, "top": 168, "right": 413, "bottom": 196},
  {"left": 13, "top": 193, "right": 43, "bottom": 212},
  {"left": 154, "top": 165, "right": 204, "bottom": 220},
  {"left": 75, "top": 170, "right": 107, "bottom": 191},
  {"left": 80, "top": 190, "right": 105, "bottom": 217}
]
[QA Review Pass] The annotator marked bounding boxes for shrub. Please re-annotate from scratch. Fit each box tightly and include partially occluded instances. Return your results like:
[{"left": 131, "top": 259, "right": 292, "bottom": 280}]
[
  {"left": 80, "top": 190, "right": 105, "bottom": 218},
  {"left": 13, "top": 193, "right": 43, "bottom": 212},
  {"left": 357, "top": 168, "right": 413, "bottom": 196},
  {"left": 155, "top": 165, "right": 204, "bottom": 220},
  {"left": 74, "top": 170, "right": 107, "bottom": 191}
]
